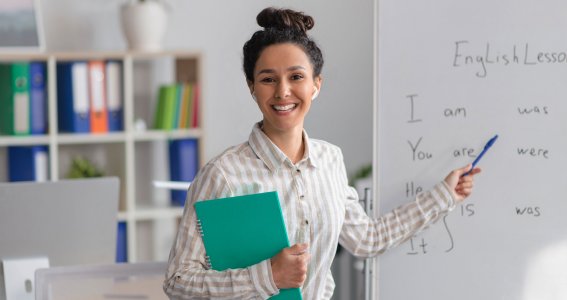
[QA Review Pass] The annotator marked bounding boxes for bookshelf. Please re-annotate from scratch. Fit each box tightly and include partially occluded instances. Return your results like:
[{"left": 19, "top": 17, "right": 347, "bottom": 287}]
[{"left": 0, "top": 50, "right": 203, "bottom": 262}]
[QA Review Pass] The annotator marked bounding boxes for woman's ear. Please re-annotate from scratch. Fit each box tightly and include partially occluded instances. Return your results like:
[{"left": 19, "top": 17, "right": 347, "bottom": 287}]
[
  {"left": 313, "top": 76, "right": 322, "bottom": 99},
  {"left": 312, "top": 87, "right": 319, "bottom": 100}
]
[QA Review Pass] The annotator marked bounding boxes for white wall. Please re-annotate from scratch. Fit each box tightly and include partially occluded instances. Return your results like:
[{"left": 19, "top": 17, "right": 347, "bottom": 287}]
[{"left": 42, "top": 0, "right": 373, "bottom": 175}]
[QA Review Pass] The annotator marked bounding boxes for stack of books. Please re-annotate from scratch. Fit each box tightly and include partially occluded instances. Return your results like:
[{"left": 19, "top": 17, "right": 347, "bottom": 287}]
[{"left": 153, "top": 83, "right": 199, "bottom": 130}]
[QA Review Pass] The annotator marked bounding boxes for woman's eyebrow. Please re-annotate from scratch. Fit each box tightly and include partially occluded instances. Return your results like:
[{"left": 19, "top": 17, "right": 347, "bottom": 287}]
[{"left": 256, "top": 65, "right": 306, "bottom": 76}]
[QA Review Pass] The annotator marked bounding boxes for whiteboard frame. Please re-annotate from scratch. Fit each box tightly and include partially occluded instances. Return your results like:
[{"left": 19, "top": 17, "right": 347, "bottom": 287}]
[{"left": 372, "top": 0, "right": 380, "bottom": 299}]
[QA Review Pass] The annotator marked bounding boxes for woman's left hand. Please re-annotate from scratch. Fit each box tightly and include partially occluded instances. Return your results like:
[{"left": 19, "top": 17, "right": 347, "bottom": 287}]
[{"left": 444, "top": 164, "right": 481, "bottom": 203}]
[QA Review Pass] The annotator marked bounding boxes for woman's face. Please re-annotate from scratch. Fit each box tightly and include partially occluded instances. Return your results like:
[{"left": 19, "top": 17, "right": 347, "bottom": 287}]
[{"left": 250, "top": 43, "right": 321, "bottom": 135}]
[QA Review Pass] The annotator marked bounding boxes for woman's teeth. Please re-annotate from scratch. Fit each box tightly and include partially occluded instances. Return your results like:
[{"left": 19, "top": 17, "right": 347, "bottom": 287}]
[{"left": 273, "top": 104, "right": 297, "bottom": 111}]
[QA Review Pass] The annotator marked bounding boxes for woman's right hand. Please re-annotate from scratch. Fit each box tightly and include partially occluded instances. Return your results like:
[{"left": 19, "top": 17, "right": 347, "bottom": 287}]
[
  {"left": 444, "top": 164, "right": 481, "bottom": 203},
  {"left": 270, "top": 243, "right": 310, "bottom": 289}
]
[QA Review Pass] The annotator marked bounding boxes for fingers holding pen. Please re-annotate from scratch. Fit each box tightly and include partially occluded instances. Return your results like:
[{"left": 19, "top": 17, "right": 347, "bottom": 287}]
[
  {"left": 444, "top": 164, "right": 482, "bottom": 203},
  {"left": 455, "top": 167, "right": 481, "bottom": 198}
]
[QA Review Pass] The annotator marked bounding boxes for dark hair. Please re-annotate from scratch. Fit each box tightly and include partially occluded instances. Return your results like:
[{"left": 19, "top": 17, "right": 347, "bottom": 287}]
[{"left": 242, "top": 7, "right": 324, "bottom": 82}]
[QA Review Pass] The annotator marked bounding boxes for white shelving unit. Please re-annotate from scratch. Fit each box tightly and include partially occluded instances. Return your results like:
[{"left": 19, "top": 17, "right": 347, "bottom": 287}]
[{"left": 0, "top": 50, "right": 203, "bottom": 262}]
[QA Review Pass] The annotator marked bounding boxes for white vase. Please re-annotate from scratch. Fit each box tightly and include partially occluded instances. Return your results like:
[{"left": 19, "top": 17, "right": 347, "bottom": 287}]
[{"left": 120, "top": 1, "right": 167, "bottom": 52}]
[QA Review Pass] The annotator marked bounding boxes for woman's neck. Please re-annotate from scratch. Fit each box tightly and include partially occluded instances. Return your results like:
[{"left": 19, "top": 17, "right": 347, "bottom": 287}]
[{"left": 261, "top": 123, "right": 305, "bottom": 164}]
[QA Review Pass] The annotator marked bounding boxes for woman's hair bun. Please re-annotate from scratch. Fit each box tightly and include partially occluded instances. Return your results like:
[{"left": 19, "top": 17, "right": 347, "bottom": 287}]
[{"left": 257, "top": 7, "right": 314, "bottom": 34}]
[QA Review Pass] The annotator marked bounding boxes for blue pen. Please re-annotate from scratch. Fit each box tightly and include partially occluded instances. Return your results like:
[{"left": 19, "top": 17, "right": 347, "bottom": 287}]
[{"left": 462, "top": 134, "right": 498, "bottom": 176}]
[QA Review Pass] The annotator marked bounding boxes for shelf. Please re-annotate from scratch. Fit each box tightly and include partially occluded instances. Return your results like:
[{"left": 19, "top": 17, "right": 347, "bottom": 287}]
[
  {"left": 0, "top": 50, "right": 202, "bottom": 263},
  {"left": 132, "top": 129, "right": 202, "bottom": 142},
  {"left": 117, "top": 211, "right": 129, "bottom": 222},
  {"left": 128, "top": 50, "right": 201, "bottom": 59},
  {"left": 57, "top": 132, "right": 127, "bottom": 144},
  {"left": 13, "top": 50, "right": 201, "bottom": 61},
  {"left": 153, "top": 180, "right": 191, "bottom": 191},
  {"left": 0, "top": 135, "right": 50, "bottom": 146},
  {"left": 132, "top": 206, "right": 184, "bottom": 221},
  {"left": 0, "top": 53, "right": 50, "bottom": 61},
  {"left": 53, "top": 51, "right": 127, "bottom": 61}
]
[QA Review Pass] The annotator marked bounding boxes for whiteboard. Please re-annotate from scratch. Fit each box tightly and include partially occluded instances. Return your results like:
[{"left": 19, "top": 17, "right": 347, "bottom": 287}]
[{"left": 374, "top": 0, "right": 567, "bottom": 299}]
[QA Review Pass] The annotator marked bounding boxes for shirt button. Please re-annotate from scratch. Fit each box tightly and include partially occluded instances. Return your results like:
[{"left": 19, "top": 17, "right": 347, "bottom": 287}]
[
  {"left": 296, "top": 169, "right": 301, "bottom": 173},
  {"left": 299, "top": 195, "right": 305, "bottom": 199},
  {"left": 305, "top": 220, "right": 309, "bottom": 225}
]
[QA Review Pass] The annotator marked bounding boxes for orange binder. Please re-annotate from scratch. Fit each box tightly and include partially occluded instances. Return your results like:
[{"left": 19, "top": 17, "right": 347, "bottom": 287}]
[{"left": 88, "top": 61, "right": 109, "bottom": 133}]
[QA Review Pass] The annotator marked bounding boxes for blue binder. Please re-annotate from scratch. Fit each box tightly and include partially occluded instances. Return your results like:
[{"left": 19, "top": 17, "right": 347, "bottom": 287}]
[
  {"left": 57, "top": 62, "right": 90, "bottom": 133},
  {"left": 8, "top": 146, "right": 49, "bottom": 182},
  {"left": 30, "top": 62, "right": 47, "bottom": 134},
  {"left": 168, "top": 139, "right": 199, "bottom": 206},
  {"left": 105, "top": 61, "right": 123, "bottom": 132},
  {"left": 116, "top": 221, "right": 128, "bottom": 263}
]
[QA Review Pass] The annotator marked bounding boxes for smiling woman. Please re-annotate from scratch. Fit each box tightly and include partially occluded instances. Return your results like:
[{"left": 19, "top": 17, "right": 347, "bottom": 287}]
[
  {"left": 163, "top": 6, "right": 480, "bottom": 300},
  {"left": 249, "top": 43, "right": 321, "bottom": 163}
]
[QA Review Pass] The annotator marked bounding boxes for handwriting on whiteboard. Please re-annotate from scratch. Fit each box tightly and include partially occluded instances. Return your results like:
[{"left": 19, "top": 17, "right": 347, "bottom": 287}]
[
  {"left": 452, "top": 41, "right": 567, "bottom": 78},
  {"left": 402, "top": 93, "right": 545, "bottom": 255}
]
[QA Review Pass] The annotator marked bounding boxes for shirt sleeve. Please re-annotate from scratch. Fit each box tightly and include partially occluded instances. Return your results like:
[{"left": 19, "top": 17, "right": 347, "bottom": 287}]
[
  {"left": 163, "top": 162, "right": 279, "bottom": 299},
  {"left": 337, "top": 151, "right": 456, "bottom": 258}
]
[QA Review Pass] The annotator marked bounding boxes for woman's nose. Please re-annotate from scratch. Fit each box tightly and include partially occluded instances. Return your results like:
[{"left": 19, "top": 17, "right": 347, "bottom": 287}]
[{"left": 275, "top": 80, "right": 291, "bottom": 99}]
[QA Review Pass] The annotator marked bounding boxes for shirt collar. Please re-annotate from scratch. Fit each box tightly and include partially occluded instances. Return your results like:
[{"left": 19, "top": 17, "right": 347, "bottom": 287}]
[{"left": 248, "top": 122, "right": 318, "bottom": 172}]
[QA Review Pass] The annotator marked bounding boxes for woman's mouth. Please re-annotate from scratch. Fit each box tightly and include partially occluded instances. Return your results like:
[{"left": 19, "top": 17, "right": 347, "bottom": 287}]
[{"left": 272, "top": 104, "right": 297, "bottom": 112}]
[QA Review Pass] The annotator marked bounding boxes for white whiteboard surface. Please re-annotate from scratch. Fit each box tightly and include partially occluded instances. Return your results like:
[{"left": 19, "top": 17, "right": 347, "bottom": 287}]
[{"left": 374, "top": 0, "right": 567, "bottom": 299}]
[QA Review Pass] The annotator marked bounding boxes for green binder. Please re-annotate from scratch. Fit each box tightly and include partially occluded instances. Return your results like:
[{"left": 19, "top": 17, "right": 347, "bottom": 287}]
[
  {"left": 194, "top": 191, "right": 302, "bottom": 300},
  {"left": 0, "top": 62, "right": 30, "bottom": 135}
]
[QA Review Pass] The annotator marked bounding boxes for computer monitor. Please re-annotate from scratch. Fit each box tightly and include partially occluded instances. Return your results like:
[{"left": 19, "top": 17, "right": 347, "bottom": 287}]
[{"left": 0, "top": 177, "right": 120, "bottom": 300}]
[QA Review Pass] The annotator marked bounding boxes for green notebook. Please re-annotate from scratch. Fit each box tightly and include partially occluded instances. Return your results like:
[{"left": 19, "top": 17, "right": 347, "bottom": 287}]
[{"left": 194, "top": 191, "right": 302, "bottom": 300}]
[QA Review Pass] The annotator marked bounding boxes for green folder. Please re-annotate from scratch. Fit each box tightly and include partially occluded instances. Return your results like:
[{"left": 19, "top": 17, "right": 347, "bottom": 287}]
[
  {"left": 194, "top": 191, "right": 302, "bottom": 300},
  {"left": 0, "top": 62, "right": 30, "bottom": 135}
]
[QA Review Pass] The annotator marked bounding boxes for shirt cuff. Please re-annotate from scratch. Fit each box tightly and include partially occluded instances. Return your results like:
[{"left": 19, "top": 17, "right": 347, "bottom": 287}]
[
  {"left": 434, "top": 181, "right": 456, "bottom": 211},
  {"left": 248, "top": 259, "right": 279, "bottom": 299}
]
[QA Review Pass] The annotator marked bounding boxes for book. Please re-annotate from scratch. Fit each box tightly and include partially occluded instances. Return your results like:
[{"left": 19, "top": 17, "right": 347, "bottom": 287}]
[
  {"left": 191, "top": 84, "right": 199, "bottom": 128},
  {"left": 153, "top": 85, "right": 176, "bottom": 130},
  {"left": 8, "top": 146, "right": 49, "bottom": 182},
  {"left": 162, "top": 85, "right": 177, "bottom": 130},
  {"left": 116, "top": 221, "right": 128, "bottom": 263},
  {"left": 186, "top": 83, "right": 194, "bottom": 128},
  {"left": 168, "top": 139, "right": 199, "bottom": 206},
  {"left": 178, "top": 83, "right": 191, "bottom": 129},
  {"left": 105, "top": 61, "right": 123, "bottom": 132},
  {"left": 29, "top": 62, "right": 47, "bottom": 134},
  {"left": 194, "top": 191, "right": 302, "bottom": 300},
  {"left": 0, "top": 62, "right": 31, "bottom": 135},
  {"left": 173, "top": 84, "right": 183, "bottom": 129},
  {"left": 153, "top": 86, "right": 166, "bottom": 129},
  {"left": 56, "top": 62, "right": 90, "bottom": 133},
  {"left": 88, "top": 60, "right": 109, "bottom": 133}
]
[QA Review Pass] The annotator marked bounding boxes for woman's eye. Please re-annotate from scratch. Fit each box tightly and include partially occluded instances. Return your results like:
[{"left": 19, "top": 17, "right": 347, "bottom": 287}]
[
  {"left": 291, "top": 74, "right": 304, "bottom": 80},
  {"left": 260, "top": 77, "right": 275, "bottom": 83}
]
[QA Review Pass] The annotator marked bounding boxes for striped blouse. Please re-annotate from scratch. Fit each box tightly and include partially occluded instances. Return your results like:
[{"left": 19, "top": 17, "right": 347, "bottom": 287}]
[{"left": 163, "top": 122, "right": 455, "bottom": 299}]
